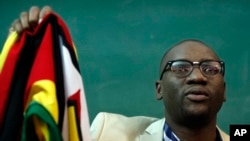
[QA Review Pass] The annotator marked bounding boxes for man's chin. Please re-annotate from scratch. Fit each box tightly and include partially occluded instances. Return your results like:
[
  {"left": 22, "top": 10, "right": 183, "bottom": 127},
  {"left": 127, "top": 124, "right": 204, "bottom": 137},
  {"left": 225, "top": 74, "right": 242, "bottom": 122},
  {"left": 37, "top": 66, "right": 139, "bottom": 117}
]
[
  {"left": 184, "top": 104, "right": 210, "bottom": 118},
  {"left": 181, "top": 111, "right": 211, "bottom": 128}
]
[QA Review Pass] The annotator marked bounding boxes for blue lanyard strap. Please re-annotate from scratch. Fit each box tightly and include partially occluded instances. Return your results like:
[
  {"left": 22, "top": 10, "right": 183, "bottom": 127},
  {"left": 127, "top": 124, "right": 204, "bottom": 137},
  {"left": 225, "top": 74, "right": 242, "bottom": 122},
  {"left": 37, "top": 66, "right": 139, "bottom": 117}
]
[{"left": 163, "top": 123, "right": 179, "bottom": 141}]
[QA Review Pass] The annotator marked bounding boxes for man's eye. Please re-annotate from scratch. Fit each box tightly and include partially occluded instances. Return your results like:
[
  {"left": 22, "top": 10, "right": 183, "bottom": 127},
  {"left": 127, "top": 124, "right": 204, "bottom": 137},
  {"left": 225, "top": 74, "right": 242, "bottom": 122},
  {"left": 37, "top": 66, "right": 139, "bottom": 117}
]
[
  {"left": 202, "top": 66, "right": 220, "bottom": 74},
  {"left": 173, "top": 65, "right": 190, "bottom": 72}
]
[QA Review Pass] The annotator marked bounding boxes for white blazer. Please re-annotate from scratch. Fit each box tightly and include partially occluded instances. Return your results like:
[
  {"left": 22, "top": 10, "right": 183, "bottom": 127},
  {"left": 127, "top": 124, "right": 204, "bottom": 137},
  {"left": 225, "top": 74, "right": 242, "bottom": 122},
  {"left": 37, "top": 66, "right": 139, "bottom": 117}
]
[{"left": 90, "top": 112, "right": 229, "bottom": 141}]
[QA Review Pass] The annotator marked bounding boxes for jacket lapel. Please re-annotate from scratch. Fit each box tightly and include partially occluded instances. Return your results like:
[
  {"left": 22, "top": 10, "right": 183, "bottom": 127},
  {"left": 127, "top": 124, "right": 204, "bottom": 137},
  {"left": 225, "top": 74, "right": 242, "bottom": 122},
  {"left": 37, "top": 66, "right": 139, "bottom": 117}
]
[{"left": 137, "top": 118, "right": 165, "bottom": 141}]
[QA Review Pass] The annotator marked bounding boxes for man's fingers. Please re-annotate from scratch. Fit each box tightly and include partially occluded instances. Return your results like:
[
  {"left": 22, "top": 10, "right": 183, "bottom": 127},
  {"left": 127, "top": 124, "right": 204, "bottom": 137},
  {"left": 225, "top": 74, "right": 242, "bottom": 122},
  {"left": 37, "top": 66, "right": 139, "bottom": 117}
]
[
  {"left": 8, "top": 5, "right": 53, "bottom": 36},
  {"left": 11, "top": 19, "right": 23, "bottom": 34},
  {"left": 28, "top": 6, "right": 40, "bottom": 29},
  {"left": 20, "top": 12, "right": 29, "bottom": 30},
  {"left": 40, "top": 6, "right": 53, "bottom": 19}
]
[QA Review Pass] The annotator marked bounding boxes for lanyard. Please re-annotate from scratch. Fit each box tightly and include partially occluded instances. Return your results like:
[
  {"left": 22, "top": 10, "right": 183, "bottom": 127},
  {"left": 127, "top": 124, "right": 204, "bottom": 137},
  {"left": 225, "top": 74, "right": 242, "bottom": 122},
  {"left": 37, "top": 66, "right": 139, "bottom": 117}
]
[
  {"left": 163, "top": 123, "right": 222, "bottom": 141},
  {"left": 163, "top": 123, "right": 179, "bottom": 141}
]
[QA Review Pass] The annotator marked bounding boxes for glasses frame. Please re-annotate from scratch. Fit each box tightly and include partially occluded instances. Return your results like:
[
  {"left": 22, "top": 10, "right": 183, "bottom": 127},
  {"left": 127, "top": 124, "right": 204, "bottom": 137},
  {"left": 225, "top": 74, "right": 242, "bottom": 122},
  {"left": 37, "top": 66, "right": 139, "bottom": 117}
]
[{"left": 160, "top": 59, "right": 225, "bottom": 80}]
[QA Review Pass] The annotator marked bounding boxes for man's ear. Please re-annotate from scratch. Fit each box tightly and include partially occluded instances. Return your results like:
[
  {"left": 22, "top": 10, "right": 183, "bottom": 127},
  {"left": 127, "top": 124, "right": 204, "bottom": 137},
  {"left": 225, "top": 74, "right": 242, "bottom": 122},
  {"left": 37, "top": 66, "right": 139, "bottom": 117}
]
[{"left": 155, "top": 80, "right": 163, "bottom": 100}]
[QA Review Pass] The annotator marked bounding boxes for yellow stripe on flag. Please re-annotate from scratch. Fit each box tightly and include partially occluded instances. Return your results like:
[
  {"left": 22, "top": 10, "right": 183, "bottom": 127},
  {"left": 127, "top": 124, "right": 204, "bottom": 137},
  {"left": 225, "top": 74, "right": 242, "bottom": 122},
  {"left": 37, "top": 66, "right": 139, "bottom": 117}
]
[
  {"left": 0, "top": 32, "right": 18, "bottom": 72},
  {"left": 33, "top": 116, "right": 50, "bottom": 141},
  {"left": 72, "top": 43, "right": 79, "bottom": 61},
  {"left": 68, "top": 106, "right": 79, "bottom": 141},
  {"left": 27, "top": 80, "right": 59, "bottom": 124}
]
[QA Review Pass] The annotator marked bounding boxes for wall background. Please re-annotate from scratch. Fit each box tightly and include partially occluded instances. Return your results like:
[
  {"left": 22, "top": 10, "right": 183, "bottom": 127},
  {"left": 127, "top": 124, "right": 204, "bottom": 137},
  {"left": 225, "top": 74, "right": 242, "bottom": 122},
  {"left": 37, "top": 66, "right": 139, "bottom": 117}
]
[{"left": 1, "top": 0, "right": 250, "bottom": 133}]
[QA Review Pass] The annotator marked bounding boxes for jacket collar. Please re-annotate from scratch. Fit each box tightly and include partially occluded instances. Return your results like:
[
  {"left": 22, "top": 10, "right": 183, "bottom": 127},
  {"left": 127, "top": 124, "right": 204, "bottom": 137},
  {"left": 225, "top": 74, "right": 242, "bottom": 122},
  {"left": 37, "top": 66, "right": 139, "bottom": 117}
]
[
  {"left": 137, "top": 118, "right": 165, "bottom": 141},
  {"left": 137, "top": 118, "right": 229, "bottom": 141}
]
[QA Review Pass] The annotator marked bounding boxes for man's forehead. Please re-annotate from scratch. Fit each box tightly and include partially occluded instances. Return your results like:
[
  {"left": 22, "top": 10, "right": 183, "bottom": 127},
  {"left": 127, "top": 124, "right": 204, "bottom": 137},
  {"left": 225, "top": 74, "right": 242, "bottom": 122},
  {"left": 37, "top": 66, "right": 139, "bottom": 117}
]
[
  {"left": 159, "top": 40, "right": 220, "bottom": 76},
  {"left": 164, "top": 41, "right": 219, "bottom": 61}
]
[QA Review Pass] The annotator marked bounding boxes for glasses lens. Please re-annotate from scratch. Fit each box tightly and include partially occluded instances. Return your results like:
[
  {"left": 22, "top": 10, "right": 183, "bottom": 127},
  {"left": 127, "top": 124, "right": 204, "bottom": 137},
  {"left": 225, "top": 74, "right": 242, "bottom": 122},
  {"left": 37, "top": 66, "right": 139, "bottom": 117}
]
[
  {"left": 200, "top": 61, "right": 222, "bottom": 75},
  {"left": 171, "top": 61, "right": 192, "bottom": 76}
]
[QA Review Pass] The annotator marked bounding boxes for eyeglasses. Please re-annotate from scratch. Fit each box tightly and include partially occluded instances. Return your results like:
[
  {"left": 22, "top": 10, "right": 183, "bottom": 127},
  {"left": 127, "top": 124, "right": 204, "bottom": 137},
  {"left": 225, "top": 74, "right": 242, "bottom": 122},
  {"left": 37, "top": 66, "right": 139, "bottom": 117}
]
[{"left": 160, "top": 59, "right": 225, "bottom": 79}]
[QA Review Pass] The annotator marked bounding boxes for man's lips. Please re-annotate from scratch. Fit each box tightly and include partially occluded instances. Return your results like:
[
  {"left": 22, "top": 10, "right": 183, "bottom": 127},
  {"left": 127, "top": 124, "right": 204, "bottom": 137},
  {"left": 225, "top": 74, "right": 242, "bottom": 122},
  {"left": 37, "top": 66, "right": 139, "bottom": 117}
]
[{"left": 185, "top": 90, "right": 209, "bottom": 102}]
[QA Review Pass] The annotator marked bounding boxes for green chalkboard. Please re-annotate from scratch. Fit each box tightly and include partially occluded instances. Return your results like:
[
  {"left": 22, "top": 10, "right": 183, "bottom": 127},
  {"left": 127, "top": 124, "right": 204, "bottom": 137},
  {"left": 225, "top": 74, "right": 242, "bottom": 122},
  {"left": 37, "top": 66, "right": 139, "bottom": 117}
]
[{"left": 1, "top": 0, "right": 250, "bottom": 134}]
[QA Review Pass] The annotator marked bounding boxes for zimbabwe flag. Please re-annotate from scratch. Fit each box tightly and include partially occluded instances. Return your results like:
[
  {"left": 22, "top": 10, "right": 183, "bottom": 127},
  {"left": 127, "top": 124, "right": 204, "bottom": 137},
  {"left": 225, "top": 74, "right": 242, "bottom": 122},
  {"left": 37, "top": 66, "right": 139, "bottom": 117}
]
[{"left": 0, "top": 13, "right": 91, "bottom": 141}]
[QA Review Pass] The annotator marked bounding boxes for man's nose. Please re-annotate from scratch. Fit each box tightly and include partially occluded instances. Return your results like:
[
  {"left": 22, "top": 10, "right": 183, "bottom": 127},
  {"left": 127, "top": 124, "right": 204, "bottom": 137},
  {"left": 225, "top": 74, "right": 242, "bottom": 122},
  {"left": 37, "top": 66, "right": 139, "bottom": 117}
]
[{"left": 186, "top": 67, "right": 208, "bottom": 84}]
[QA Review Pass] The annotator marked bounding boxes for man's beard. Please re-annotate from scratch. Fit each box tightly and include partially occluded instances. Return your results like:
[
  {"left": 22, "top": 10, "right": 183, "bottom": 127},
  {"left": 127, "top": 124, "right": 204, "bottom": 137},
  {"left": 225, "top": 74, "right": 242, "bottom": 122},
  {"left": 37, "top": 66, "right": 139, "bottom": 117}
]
[{"left": 179, "top": 110, "right": 211, "bottom": 129}]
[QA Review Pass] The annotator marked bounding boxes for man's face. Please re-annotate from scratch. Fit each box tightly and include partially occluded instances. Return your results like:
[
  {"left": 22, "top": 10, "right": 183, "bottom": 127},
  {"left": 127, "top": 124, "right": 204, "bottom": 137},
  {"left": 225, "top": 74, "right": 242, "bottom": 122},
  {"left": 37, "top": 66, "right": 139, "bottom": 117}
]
[{"left": 157, "top": 41, "right": 226, "bottom": 125}]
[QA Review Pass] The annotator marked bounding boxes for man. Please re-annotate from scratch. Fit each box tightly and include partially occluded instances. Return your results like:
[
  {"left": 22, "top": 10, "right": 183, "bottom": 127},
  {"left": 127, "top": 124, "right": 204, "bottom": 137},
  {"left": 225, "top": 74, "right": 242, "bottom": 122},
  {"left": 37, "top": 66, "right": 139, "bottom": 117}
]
[
  {"left": 90, "top": 40, "right": 229, "bottom": 141},
  {"left": 155, "top": 40, "right": 228, "bottom": 141},
  {"left": 8, "top": 6, "right": 229, "bottom": 141}
]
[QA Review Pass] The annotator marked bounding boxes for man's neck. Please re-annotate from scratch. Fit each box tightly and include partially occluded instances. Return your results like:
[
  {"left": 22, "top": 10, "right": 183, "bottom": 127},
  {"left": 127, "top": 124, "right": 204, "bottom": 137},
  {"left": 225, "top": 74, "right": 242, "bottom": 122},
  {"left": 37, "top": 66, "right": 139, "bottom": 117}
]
[
  {"left": 166, "top": 117, "right": 218, "bottom": 141},
  {"left": 173, "top": 125, "right": 217, "bottom": 141}
]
